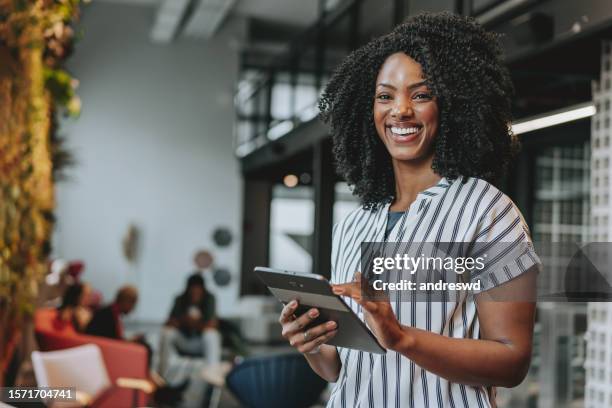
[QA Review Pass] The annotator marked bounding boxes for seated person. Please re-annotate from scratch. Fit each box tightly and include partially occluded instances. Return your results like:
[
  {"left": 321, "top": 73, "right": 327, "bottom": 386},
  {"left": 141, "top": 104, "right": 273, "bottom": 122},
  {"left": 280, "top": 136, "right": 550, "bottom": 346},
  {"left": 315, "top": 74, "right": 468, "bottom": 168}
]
[
  {"left": 54, "top": 282, "right": 92, "bottom": 333},
  {"left": 86, "top": 285, "right": 139, "bottom": 339},
  {"left": 86, "top": 286, "right": 188, "bottom": 402},
  {"left": 158, "top": 274, "right": 221, "bottom": 374},
  {"left": 85, "top": 285, "right": 153, "bottom": 364}
]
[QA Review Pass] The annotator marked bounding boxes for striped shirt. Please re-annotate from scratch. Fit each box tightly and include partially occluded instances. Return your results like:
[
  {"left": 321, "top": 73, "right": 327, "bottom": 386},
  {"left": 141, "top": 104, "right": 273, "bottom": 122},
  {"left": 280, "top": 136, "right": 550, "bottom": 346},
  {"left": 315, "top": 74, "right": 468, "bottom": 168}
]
[{"left": 326, "top": 176, "right": 540, "bottom": 408}]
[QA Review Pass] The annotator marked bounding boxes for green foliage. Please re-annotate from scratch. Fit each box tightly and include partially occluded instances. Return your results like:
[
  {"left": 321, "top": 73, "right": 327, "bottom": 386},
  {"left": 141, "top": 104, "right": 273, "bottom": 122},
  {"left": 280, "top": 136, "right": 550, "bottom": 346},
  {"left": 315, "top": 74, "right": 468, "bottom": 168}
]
[{"left": 44, "top": 68, "right": 72, "bottom": 105}]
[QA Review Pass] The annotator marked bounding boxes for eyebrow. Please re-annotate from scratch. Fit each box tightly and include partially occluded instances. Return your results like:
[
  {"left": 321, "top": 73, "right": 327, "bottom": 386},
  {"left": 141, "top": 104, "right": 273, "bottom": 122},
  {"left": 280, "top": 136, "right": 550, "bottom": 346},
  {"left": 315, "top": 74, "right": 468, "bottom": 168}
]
[{"left": 376, "top": 80, "right": 428, "bottom": 91}]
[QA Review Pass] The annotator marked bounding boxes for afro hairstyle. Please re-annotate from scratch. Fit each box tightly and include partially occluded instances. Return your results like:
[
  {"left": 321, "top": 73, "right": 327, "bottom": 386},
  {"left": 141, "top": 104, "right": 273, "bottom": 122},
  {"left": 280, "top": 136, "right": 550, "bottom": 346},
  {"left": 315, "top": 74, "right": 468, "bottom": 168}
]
[{"left": 319, "top": 12, "right": 518, "bottom": 210}]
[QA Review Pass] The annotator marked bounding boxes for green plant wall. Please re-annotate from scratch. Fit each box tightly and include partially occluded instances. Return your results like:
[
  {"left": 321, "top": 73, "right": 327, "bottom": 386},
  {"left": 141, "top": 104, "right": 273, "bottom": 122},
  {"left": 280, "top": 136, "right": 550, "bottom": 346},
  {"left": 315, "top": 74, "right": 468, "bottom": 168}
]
[{"left": 0, "top": 0, "right": 81, "bottom": 372}]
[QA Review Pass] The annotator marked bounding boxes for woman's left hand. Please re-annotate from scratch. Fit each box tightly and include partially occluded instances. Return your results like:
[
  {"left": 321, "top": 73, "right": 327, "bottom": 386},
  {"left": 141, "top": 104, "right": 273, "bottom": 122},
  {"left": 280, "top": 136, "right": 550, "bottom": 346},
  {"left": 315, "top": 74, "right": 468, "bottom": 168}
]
[{"left": 332, "top": 272, "right": 405, "bottom": 350}]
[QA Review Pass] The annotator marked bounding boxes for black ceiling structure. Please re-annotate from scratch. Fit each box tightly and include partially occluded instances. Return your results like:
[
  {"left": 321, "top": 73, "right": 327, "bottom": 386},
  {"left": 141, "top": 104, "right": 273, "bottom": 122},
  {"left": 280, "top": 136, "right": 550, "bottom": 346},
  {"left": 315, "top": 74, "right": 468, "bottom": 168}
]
[{"left": 237, "top": 0, "right": 612, "bottom": 176}]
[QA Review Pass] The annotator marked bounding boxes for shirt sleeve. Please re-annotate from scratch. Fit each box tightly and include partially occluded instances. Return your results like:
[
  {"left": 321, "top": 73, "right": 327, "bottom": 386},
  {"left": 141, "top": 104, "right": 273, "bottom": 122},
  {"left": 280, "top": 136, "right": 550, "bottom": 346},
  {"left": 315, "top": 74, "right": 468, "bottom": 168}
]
[{"left": 468, "top": 194, "right": 541, "bottom": 293}]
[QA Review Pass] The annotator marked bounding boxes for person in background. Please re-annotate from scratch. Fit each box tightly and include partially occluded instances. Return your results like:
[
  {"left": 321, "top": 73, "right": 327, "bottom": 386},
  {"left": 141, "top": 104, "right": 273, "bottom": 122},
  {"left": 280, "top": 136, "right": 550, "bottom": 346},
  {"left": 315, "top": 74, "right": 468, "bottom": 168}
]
[
  {"left": 54, "top": 282, "right": 92, "bottom": 332},
  {"left": 86, "top": 286, "right": 157, "bottom": 371},
  {"left": 158, "top": 273, "right": 222, "bottom": 374},
  {"left": 42, "top": 259, "right": 103, "bottom": 309},
  {"left": 85, "top": 286, "right": 188, "bottom": 403},
  {"left": 85, "top": 285, "right": 154, "bottom": 366},
  {"left": 86, "top": 285, "right": 139, "bottom": 340}
]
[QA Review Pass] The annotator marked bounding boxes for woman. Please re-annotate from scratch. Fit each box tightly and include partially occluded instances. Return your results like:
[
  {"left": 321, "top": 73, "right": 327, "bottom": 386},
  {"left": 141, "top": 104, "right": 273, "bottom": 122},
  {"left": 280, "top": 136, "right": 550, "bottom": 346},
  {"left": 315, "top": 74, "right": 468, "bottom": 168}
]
[
  {"left": 55, "top": 282, "right": 92, "bottom": 332},
  {"left": 278, "top": 12, "right": 540, "bottom": 407}
]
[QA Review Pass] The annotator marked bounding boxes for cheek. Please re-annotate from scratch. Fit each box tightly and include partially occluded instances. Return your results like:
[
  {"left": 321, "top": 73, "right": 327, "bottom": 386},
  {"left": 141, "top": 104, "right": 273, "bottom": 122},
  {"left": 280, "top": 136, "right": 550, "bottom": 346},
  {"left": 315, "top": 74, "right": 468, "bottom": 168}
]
[
  {"left": 420, "top": 105, "right": 439, "bottom": 132},
  {"left": 373, "top": 106, "right": 386, "bottom": 130}
]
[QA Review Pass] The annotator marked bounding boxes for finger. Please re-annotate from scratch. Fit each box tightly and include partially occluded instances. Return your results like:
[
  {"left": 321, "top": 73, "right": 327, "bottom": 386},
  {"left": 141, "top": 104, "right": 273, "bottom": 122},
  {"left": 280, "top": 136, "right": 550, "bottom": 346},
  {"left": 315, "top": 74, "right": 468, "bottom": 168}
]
[
  {"left": 297, "top": 329, "right": 338, "bottom": 354},
  {"left": 332, "top": 282, "right": 361, "bottom": 298},
  {"left": 282, "top": 307, "right": 319, "bottom": 338},
  {"left": 335, "top": 288, "right": 362, "bottom": 302},
  {"left": 278, "top": 300, "right": 298, "bottom": 324},
  {"left": 288, "top": 320, "right": 337, "bottom": 347}
]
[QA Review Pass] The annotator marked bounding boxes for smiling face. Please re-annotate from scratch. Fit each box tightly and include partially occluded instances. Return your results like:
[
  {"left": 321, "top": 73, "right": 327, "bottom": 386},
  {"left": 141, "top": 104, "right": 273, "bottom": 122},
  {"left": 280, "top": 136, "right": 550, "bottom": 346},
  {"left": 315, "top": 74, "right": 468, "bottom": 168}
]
[{"left": 373, "top": 52, "right": 439, "bottom": 165}]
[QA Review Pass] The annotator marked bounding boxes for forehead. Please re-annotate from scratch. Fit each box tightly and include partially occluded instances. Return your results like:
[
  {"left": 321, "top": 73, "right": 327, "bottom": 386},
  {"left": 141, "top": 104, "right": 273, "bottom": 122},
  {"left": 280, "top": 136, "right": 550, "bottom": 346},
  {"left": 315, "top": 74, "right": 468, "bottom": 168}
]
[{"left": 376, "top": 52, "right": 425, "bottom": 84}]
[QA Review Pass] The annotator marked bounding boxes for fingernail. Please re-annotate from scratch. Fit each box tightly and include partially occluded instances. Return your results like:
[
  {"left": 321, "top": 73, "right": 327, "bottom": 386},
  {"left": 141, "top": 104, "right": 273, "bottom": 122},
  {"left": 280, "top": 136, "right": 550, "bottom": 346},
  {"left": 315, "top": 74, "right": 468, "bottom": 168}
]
[
  {"left": 289, "top": 300, "right": 297, "bottom": 307},
  {"left": 309, "top": 309, "right": 319, "bottom": 318},
  {"left": 327, "top": 321, "right": 337, "bottom": 329}
]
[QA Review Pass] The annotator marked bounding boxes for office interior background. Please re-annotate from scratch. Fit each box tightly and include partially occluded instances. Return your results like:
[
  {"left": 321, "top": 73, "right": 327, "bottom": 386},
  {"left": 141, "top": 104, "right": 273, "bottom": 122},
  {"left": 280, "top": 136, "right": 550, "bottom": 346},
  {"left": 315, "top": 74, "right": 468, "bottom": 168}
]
[{"left": 1, "top": 0, "right": 612, "bottom": 407}]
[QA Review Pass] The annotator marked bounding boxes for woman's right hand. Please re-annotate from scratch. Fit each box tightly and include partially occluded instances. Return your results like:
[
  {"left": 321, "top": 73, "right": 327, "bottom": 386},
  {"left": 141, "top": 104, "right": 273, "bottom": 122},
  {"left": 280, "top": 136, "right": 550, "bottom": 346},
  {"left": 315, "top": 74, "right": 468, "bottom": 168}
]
[{"left": 279, "top": 299, "right": 338, "bottom": 354}]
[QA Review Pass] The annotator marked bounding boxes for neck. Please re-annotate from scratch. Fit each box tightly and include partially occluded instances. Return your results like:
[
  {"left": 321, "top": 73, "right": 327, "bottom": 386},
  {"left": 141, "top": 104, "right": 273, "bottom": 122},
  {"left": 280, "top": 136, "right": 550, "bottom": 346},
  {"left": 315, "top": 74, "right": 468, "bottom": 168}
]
[{"left": 390, "top": 155, "right": 441, "bottom": 212}]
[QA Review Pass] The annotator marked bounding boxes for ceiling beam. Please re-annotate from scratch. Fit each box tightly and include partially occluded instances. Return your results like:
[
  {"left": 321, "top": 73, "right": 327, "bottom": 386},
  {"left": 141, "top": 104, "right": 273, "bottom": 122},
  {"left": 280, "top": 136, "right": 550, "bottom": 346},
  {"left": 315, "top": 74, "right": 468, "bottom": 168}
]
[
  {"left": 150, "top": 0, "right": 193, "bottom": 44},
  {"left": 183, "top": 0, "right": 236, "bottom": 39},
  {"left": 95, "top": 0, "right": 160, "bottom": 6}
]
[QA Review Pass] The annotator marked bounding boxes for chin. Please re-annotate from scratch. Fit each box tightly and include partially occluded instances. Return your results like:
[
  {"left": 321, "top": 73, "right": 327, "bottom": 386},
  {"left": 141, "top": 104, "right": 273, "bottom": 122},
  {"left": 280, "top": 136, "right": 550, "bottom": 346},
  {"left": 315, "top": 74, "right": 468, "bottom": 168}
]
[{"left": 388, "top": 148, "right": 422, "bottom": 161}]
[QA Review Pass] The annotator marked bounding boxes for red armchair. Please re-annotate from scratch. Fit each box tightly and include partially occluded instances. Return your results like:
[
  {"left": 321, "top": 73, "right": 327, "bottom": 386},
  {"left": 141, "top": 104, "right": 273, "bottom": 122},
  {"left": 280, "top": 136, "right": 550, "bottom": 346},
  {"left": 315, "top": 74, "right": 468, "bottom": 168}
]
[{"left": 34, "top": 308, "right": 149, "bottom": 407}]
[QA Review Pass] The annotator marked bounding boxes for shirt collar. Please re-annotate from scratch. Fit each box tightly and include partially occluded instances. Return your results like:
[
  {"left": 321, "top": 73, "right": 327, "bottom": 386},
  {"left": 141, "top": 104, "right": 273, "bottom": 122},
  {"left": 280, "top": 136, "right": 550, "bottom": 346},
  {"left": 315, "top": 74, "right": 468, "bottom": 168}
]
[
  {"left": 416, "top": 176, "right": 452, "bottom": 198},
  {"left": 377, "top": 176, "right": 454, "bottom": 219}
]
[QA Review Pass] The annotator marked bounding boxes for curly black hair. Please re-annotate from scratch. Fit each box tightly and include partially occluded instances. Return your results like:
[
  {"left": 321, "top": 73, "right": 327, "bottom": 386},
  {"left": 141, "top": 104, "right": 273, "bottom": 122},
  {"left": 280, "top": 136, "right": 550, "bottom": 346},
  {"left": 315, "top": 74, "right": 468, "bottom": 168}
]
[{"left": 319, "top": 12, "right": 518, "bottom": 210}]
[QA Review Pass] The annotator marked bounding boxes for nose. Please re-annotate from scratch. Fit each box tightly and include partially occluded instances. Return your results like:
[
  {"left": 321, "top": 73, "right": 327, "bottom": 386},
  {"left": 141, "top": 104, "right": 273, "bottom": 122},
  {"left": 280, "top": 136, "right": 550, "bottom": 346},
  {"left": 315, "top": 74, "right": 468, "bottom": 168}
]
[{"left": 390, "top": 97, "right": 413, "bottom": 119}]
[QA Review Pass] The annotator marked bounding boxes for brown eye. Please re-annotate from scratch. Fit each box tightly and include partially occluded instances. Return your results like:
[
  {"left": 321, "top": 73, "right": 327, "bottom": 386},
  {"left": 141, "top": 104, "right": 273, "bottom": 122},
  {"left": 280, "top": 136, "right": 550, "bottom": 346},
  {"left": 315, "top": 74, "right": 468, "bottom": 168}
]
[
  {"left": 414, "top": 93, "right": 432, "bottom": 100},
  {"left": 377, "top": 94, "right": 391, "bottom": 101}
]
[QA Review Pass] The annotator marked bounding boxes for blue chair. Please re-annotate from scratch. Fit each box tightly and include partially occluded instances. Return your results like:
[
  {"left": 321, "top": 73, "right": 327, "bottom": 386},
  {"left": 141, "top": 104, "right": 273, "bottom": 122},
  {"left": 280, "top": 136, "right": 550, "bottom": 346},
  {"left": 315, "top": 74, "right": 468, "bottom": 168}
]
[{"left": 225, "top": 353, "right": 327, "bottom": 408}]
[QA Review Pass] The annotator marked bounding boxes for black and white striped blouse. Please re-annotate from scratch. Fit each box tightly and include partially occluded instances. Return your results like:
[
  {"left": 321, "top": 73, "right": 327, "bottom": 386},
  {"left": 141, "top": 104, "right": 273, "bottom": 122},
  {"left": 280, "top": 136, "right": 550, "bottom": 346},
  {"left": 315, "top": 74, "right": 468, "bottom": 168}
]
[{"left": 326, "top": 176, "right": 540, "bottom": 408}]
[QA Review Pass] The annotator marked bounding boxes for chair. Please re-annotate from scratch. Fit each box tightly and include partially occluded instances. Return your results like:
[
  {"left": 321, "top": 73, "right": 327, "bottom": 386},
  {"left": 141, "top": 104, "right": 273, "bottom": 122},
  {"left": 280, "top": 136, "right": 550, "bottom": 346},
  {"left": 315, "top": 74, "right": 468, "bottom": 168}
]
[
  {"left": 34, "top": 308, "right": 150, "bottom": 407},
  {"left": 32, "top": 344, "right": 154, "bottom": 407},
  {"left": 225, "top": 353, "right": 327, "bottom": 408}
]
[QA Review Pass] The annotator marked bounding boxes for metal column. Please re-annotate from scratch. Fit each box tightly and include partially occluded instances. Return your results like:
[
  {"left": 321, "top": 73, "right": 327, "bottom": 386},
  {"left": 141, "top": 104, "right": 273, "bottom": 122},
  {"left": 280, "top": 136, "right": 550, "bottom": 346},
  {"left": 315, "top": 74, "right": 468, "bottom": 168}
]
[{"left": 312, "top": 138, "right": 335, "bottom": 278}]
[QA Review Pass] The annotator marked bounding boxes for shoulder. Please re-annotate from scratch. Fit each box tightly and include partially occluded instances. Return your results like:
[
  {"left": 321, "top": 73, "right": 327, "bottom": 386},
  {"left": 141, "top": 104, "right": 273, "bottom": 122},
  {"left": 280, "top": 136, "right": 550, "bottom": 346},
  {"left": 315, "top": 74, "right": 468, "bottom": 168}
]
[
  {"left": 452, "top": 176, "right": 501, "bottom": 199},
  {"left": 98, "top": 305, "right": 115, "bottom": 318},
  {"left": 460, "top": 177, "right": 531, "bottom": 239},
  {"left": 459, "top": 177, "right": 523, "bottom": 216},
  {"left": 172, "top": 295, "right": 185, "bottom": 307}
]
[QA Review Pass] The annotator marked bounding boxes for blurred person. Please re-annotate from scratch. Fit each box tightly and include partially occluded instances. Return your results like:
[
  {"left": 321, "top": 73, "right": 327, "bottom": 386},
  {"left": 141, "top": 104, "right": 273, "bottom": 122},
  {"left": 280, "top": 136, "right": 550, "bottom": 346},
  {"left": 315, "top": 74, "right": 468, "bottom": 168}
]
[
  {"left": 39, "top": 259, "right": 71, "bottom": 308},
  {"left": 158, "top": 273, "right": 221, "bottom": 374},
  {"left": 86, "top": 285, "right": 140, "bottom": 339},
  {"left": 278, "top": 12, "right": 540, "bottom": 408},
  {"left": 54, "top": 282, "right": 92, "bottom": 332},
  {"left": 66, "top": 260, "right": 85, "bottom": 282},
  {"left": 41, "top": 259, "right": 104, "bottom": 310},
  {"left": 86, "top": 286, "right": 156, "bottom": 372},
  {"left": 85, "top": 286, "right": 189, "bottom": 403}
]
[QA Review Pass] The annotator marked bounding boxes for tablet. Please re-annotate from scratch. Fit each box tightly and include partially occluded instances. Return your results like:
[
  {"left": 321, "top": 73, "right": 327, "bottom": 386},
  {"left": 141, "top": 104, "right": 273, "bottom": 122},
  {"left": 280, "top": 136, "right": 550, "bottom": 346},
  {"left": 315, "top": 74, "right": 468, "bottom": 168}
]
[{"left": 254, "top": 266, "right": 386, "bottom": 354}]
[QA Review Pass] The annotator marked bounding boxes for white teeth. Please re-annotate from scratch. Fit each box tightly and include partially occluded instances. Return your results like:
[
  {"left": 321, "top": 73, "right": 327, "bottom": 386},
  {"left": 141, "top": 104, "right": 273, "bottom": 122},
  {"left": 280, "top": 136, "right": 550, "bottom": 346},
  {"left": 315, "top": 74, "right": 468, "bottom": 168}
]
[{"left": 390, "top": 126, "right": 420, "bottom": 135}]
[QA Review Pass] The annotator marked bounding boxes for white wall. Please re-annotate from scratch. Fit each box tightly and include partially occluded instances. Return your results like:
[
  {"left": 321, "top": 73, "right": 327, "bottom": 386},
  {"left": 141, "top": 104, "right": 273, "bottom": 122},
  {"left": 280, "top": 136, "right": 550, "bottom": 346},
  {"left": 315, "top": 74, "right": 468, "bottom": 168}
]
[{"left": 54, "top": 2, "right": 244, "bottom": 321}]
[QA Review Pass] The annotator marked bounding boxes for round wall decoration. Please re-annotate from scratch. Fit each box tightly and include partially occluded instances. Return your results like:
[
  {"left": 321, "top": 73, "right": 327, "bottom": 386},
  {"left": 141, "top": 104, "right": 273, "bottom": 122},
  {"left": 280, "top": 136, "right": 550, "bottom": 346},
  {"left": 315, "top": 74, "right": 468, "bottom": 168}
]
[
  {"left": 213, "top": 228, "right": 232, "bottom": 247},
  {"left": 194, "top": 250, "right": 214, "bottom": 269}
]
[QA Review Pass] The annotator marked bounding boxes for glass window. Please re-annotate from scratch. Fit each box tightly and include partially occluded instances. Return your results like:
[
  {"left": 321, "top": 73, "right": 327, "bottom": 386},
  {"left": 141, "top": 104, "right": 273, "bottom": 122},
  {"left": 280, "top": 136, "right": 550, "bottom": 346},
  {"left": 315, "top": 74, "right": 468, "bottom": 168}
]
[
  {"left": 526, "top": 140, "right": 590, "bottom": 408},
  {"left": 269, "top": 185, "right": 314, "bottom": 272}
]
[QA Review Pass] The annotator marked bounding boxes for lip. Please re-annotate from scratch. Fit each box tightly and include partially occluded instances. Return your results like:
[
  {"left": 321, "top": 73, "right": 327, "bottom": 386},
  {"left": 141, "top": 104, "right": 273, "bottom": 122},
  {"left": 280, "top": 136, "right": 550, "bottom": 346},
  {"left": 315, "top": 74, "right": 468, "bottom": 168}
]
[
  {"left": 386, "top": 126, "right": 422, "bottom": 144},
  {"left": 387, "top": 122, "right": 421, "bottom": 128}
]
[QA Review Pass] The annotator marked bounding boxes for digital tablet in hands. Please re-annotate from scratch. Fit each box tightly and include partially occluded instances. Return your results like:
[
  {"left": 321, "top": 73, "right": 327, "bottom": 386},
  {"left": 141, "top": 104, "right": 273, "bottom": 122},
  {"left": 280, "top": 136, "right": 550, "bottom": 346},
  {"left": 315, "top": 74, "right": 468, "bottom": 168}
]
[{"left": 254, "top": 266, "right": 386, "bottom": 354}]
